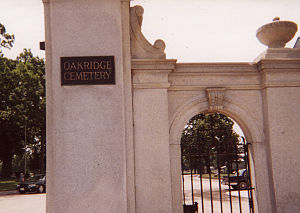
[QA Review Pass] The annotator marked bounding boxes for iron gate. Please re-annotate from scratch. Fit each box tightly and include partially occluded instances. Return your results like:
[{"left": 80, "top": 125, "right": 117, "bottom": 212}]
[{"left": 181, "top": 114, "right": 254, "bottom": 213}]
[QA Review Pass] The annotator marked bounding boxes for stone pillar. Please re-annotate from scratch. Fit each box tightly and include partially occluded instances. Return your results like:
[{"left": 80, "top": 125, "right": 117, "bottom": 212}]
[
  {"left": 170, "top": 142, "right": 184, "bottom": 213},
  {"left": 250, "top": 141, "right": 274, "bottom": 213},
  {"left": 257, "top": 48, "right": 300, "bottom": 213},
  {"left": 132, "top": 59, "right": 176, "bottom": 213},
  {"left": 43, "top": 0, "right": 131, "bottom": 212}
]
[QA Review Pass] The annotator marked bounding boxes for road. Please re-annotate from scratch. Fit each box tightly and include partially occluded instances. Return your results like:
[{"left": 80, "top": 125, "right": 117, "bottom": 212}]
[
  {"left": 0, "top": 177, "right": 252, "bottom": 213},
  {"left": 0, "top": 192, "right": 46, "bottom": 213},
  {"left": 182, "top": 174, "right": 252, "bottom": 212}
]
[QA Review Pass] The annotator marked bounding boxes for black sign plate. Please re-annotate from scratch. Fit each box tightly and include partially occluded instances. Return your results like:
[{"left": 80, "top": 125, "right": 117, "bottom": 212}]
[{"left": 61, "top": 56, "right": 115, "bottom": 85}]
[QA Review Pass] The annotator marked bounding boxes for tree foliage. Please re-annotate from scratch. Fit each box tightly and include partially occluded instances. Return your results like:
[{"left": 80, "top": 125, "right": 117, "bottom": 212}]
[
  {"left": 0, "top": 23, "right": 15, "bottom": 56},
  {"left": 0, "top": 48, "right": 45, "bottom": 177},
  {"left": 181, "top": 113, "right": 241, "bottom": 173}
]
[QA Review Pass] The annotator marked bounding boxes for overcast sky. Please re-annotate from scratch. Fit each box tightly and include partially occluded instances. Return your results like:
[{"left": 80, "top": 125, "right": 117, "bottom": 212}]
[{"left": 1, "top": 0, "right": 300, "bottom": 62}]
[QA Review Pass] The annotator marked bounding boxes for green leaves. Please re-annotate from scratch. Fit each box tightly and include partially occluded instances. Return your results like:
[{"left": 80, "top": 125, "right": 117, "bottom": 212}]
[
  {"left": 181, "top": 113, "right": 241, "bottom": 172},
  {"left": 0, "top": 49, "right": 45, "bottom": 177},
  {"left": 0, "top": 23, "right": 15, "bottom": 56},
  {"left": 0, "top": 23, "right": 44, "bottom": 177}
]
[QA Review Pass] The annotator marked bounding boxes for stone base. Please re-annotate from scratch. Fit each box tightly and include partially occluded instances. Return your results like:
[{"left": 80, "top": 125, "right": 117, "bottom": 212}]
[{"left": 255, "top": 48, "right": 300, "bottom": 61}]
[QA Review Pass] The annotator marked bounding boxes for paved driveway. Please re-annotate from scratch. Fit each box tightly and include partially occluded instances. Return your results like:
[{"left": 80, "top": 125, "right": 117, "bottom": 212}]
[
  {"left": 0, "top": 193, "right": 45, "bottom": 213},
  {"left": 1, "top": 177, "right": 252, "bottom": 213},
  {"left": 182, "top": 175, "right": 252, "bottom": 212}
]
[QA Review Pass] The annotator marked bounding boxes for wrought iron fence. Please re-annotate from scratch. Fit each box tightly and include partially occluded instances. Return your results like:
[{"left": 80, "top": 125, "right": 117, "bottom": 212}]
[{"left": 181, "top": 137, "right": 254, "bottom": 213}]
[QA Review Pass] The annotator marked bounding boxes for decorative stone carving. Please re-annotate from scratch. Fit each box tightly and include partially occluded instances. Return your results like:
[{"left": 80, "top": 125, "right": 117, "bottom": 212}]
[
  {"left": 206, "top": 88, "right": 226, "bottom": 112},
  {"left": 256, "top": 17, "right": 298, "bottom": 48},
  {"left": 130, "top": 5, "right": 166, "bottom": 59}
]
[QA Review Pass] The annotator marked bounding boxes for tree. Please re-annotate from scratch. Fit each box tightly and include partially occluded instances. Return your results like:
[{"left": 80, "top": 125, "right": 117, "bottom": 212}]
[
  {"left": 0, "top": 23, "right": 15, "bottom": 56},
  {"left": 16, "top": 49, "right": 46, "bottom": 175},
  {"left": 181, "top": 113, "right": 241, "bottom": 174},
  {"left": 0, "top": 56, "right": 18, "bottom": 177},
  {"left": 0, "top": 49, "right": 45, "bottom": 177}
]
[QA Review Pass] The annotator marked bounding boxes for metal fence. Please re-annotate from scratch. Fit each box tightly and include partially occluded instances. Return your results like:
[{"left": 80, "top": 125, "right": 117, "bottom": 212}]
[{"left": 181, "top": 137, "right": 254, "bottom": 213}]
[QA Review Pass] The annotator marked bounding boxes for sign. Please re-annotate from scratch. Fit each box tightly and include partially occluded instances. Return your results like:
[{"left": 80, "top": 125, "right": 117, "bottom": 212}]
[{"left": 61, "top": 56, "right": 115, "bottom": 85}]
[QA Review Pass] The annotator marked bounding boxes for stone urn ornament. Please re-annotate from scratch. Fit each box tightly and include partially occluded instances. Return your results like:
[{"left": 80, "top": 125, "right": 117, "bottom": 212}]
[{"left": 256, "top": 17, "right": 298, "bottom": 48}]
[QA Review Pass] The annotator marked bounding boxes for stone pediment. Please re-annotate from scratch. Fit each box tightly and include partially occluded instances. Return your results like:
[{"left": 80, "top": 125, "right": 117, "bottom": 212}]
[{"left": 130, "top": 5, "right": 166, "bottom": 59}]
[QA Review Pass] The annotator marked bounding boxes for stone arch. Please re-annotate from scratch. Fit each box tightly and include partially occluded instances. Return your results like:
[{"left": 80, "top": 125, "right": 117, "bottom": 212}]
[
  {"left": 169, "top": 95, "right": 263, "bottom": 146},
  {"left": 169, "top": 95, "right": 262, "bottom": 213}
]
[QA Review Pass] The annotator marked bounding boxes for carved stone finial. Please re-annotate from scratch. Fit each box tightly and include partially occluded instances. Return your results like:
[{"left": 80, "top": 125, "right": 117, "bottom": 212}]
[
  {"left": 130, "top": 5, "right": 166, "bottom": 59},
  {"left": 206, "top": 88, "right": 226, "bottom": 112}
]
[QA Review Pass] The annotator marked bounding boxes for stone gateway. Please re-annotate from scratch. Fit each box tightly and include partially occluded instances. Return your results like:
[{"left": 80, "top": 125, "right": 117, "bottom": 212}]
[{"left": 43, "top": 0, "right": 300, "bottom": 213}]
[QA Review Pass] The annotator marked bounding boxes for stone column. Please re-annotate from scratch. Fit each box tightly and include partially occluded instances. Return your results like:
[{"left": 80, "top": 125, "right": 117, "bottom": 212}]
[
  {"left": 169, "top": 142, "right": 184, "bottom": 213},
  {"left": 132, "top": 59, "right": 176, "bottom": 213},
  {"left": 250, "top": 141, "right": 274, "bottom": 213},
  {"left": 43, "top": 0, "right": 131, "bottom": 212},
  {"left": 257, "top": 48, "right": 300, "bottom": 213}
]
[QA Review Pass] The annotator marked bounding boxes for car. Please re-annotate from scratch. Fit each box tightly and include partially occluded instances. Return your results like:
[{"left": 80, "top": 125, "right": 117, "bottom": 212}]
[
  {"left": 16, "top": 174, "right": 46, "bottom": 194},
  {"left": 221, "top": 169, "right": 248, "bottom": 190}
]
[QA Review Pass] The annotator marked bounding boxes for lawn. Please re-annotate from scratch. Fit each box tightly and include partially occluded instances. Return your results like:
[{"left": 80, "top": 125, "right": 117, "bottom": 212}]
[
  {"left": 182, "top": 173, "right": 228, "bottom": 179},
  {"left": 0, "top": 178, "right": 18, "bottom": 191}
]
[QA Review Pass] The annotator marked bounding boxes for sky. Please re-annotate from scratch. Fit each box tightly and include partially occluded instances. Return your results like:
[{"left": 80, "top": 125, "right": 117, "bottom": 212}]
[
  {"left": 1, "top": 0, "right": 300, "bottom": 62},
  {"left": 1, "top": 1, "right": 45, "bottom": 59}
]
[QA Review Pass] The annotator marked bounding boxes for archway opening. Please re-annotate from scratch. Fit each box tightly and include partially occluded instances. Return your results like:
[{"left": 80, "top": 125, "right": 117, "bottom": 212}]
[{"left": 180, "top": 113, "right": 254, "bottom": 213}]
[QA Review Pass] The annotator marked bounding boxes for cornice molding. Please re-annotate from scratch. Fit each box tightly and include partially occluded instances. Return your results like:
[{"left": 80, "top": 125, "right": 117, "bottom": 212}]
[
  {"left": 255, "top": 48, "right": 300, "bottom": 62},
  {"left": 168, "top": 85, "right": 262, "bottom": 91},
  {"left": 133, "top": 82, "right": 171, "bottom": 89},
  {"left": 262, "top": 82, "right": 300, "bottom": 88},
  {"left": 257, "top": 59, "right": 300, "bottom": 71},
  {"left": 131, "top": 59, "right": 175, "bottom": 89},
  {"left": 131, "top": 59, "right": 176, "bottom": 70},
  {"left": 174, "top": 62, "right": 257, "bottom": 73},
  {"left": 42, "top": 0, "right": 130, "bottom": 2}
]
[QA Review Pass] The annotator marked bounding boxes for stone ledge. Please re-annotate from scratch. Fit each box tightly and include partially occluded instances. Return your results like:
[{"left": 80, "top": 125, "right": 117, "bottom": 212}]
[
  {"left": 255, "top": 48, "right": 300, "bottom": 62},
  {"left": 174, "top": 62, "right": 257, "bottom": 73},
  {"left": 257, "top": 59, "right": 300, "bottom": 71},
  {"left": 133, "top": 82, "right": 171, "bottom": 89},
  {"left": 168, "top": 85, "right": 262, "bottom": 91},
  {"left": 132, "top": 59, "right": 177, "bottom": 70}
]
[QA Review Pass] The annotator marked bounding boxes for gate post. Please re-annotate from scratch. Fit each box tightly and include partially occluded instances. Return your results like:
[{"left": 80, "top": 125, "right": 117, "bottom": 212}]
[
  {"left": 43, "top": 0, "right": 131, "bottom": 212},
  {"left": 132, "top": 59, "right": 176, "bottom": 213},
  {"left": 257, "top": 48, "right": 300, "bottom": 212}
]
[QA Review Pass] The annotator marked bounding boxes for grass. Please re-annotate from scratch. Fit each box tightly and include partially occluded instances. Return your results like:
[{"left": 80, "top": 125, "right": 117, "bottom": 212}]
[
  {"left": 182, "top": 173, "right": 228, "bottom": 179},
  {"left": 201, "top": 173, "right": 228, "bottom": 178},
  {"left": 0, "top": 178, "right": 18, "bottom": 191}
]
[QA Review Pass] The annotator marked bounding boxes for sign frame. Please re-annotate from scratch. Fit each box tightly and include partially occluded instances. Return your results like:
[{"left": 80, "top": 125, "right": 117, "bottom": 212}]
[{"left": 61, "top": 56, "right": 115, "bottom": 86}]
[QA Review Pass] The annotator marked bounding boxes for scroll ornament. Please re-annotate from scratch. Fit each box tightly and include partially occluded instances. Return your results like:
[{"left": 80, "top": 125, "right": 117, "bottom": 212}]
[{"left": 130, "top": 5, "right": 166, "bottom": 59}]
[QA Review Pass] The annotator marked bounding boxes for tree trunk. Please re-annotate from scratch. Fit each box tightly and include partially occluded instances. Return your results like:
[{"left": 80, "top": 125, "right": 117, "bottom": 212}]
[
  {"left": 1, "top": 153, "right": 13, "bottom": 178},
  {"left": 40, "top": 132, "right": 46, "bottom": 174},
  {"left": 0, "top": 131, "right": 14, "bottom": 178},
  {"left": 205, "top": 156, "right": 211, "bottom": 174}
]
